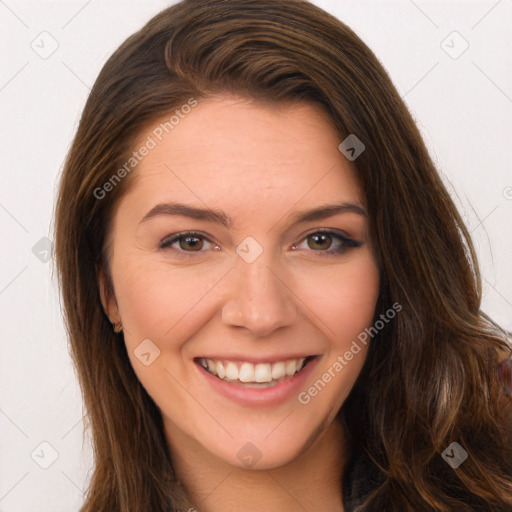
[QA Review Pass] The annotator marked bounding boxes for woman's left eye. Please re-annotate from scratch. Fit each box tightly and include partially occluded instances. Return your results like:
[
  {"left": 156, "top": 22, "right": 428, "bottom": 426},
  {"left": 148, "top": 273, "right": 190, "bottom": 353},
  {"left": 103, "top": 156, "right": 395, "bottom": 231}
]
[
  {"left": 292, "top": 230, "right": 362, "bottom": 257},
  {"left": 159, "top": 230, "right": 362, "bottom": 257}
]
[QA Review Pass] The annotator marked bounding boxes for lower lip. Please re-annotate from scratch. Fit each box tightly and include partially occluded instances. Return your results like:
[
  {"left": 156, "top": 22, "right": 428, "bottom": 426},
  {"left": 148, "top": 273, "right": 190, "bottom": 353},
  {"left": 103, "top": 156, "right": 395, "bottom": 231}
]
[{"left": 195, "top": 357, "right": 319, "bottom": 407}]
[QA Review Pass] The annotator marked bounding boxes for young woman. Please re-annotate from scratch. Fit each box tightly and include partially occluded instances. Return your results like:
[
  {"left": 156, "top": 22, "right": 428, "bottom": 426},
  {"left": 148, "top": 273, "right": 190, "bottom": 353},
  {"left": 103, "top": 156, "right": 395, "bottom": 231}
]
[{"left": 54, "top": 0, "right": 512, "bottom": 510}]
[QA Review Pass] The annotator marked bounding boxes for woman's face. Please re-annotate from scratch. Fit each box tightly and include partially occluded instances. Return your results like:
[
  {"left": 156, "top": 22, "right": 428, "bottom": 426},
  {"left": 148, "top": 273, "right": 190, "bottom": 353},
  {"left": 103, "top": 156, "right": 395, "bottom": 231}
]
[{"left": 102, "top": 96, "right": 380, "bottom": 469}]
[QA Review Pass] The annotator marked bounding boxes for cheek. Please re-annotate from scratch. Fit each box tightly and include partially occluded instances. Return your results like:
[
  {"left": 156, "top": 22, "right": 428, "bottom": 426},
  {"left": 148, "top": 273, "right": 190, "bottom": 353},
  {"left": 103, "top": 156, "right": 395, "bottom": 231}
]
[
  {"left": 294, "top": 252, "right": 380, "bottom": 344},
  {"left": 112, "top": 257, "right": 227, "bottom": 346}
]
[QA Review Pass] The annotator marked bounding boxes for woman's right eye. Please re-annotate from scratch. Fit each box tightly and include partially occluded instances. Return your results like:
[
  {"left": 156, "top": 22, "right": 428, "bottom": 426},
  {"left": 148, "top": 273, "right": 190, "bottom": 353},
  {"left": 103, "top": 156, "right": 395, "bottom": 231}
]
[{"left": 159, "top": 232, "right": 218, "bottom": 253}]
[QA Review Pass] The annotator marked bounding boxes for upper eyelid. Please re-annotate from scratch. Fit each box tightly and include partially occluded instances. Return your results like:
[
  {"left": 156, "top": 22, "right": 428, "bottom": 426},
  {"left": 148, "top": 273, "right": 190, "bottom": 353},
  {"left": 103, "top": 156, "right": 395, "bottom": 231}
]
[{"left": 161, "top": 230, "right": 213, "bottom": 243}]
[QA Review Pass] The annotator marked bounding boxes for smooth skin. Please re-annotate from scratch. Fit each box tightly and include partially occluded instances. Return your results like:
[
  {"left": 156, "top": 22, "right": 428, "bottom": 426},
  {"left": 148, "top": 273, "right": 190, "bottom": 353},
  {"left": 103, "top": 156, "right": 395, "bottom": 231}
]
[{"left": 100, "top": 95, "right": 380, "bottom": 512}]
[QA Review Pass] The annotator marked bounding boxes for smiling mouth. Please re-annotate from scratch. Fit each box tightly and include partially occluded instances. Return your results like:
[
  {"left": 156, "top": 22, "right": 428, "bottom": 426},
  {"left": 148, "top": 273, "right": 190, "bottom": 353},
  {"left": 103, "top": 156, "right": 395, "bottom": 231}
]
[{"left": 196, "top": 356, "right": 316, "bottom": 387}]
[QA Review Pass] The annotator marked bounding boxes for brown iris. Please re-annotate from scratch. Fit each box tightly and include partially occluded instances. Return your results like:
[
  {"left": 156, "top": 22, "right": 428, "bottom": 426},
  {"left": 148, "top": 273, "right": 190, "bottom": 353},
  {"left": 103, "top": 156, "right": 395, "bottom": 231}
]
[
  {"left": 307, "top": 233, "right": 333, "bottom": 251},
  {"left": 179, "top": 235, "right": 204, "bottom": 251}
]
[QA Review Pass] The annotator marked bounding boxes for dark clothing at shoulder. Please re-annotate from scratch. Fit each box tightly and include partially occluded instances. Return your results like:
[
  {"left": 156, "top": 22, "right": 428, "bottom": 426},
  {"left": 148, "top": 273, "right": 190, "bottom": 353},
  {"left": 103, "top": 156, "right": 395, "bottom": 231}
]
[{"left": 342, "top": 448, "right": 385, "bottom": 511}]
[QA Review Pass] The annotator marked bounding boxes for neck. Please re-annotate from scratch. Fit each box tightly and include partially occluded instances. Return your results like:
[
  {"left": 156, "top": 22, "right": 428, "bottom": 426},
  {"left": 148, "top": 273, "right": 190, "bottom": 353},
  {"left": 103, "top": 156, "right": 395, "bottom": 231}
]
[{"left": 165, "top": 418, "right": 349, "bottom": 512}]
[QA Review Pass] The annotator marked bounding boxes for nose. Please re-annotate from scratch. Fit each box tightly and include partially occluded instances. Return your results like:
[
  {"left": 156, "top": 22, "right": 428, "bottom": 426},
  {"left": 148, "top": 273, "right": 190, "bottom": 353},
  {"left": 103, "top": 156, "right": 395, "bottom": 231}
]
[{"left": 221, "top": 253, "right": 298, "bottom": 337}]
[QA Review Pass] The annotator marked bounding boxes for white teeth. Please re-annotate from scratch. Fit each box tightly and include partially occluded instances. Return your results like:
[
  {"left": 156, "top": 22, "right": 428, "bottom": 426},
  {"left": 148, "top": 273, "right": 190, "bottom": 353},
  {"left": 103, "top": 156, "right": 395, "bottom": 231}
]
[
  {"left": 225, "top": 361, "right": 239, "bottom": 380},
  {"left": 285, "top": 360, "right": 297, "bottom": 376},
  {"left": 271, "top": 362, "right": 286, "bottom": 380},
  {"left": 239, "top": 363, "right": 255, "bottom": 382},
  {"left": 199, "top": 357, "right": 309, "bottom": 384},
  {"left": 215, "top": 361, "right": 226, "bottom": 379},
  {"left": 255, "top": 363, "right": 272, "bottom": 383}
]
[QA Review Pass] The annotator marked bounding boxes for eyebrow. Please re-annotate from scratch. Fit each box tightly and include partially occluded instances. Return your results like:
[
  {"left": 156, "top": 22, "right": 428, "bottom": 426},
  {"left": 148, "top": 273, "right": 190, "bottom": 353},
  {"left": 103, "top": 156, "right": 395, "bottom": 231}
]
[{"left": 138, "top": 201, "right": 367, "bottom": 228}]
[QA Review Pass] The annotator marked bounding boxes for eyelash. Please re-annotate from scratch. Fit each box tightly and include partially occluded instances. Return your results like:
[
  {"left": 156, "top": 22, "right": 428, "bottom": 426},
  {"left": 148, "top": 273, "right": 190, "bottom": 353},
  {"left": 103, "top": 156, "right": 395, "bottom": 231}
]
[{"left": 159, "top": 230, "right": 363, "bottom": 258}]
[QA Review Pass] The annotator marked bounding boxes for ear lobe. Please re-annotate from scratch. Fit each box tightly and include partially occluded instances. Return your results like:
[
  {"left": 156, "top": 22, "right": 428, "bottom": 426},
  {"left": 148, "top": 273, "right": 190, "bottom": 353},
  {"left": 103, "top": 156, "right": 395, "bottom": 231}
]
[{"left": 97, "top": 266, "right": 120, "bottom": 324}]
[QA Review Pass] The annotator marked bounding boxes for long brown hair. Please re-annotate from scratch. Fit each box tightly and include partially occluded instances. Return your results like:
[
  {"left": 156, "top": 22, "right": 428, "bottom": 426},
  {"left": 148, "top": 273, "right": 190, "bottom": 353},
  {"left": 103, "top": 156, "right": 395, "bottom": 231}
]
[{"left": 54, "top": 0, "right": 512, "bottom": 510}]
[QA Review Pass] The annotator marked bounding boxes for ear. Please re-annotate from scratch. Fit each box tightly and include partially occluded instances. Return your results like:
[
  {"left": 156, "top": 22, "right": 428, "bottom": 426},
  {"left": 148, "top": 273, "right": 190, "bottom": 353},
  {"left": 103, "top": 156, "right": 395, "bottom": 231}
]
[{"left": 97, "top": 266, "right": 120, "bottom": 324}]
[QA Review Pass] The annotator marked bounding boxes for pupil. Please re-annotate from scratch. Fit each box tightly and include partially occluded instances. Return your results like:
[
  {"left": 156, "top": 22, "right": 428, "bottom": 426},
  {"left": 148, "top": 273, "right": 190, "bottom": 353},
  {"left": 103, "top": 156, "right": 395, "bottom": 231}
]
[
  {"left": 309, "top": 234, "right": 331, "bottom": 250},
  {"left": 182, "top": 236, "right": 202, "bottom": 251}
]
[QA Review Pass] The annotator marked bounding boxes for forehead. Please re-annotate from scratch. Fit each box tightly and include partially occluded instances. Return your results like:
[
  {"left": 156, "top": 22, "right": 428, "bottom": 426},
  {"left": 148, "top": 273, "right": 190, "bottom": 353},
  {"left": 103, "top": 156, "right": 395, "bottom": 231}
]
[{"left": 121, "top": 96, "right": 365, "bottom": 218}]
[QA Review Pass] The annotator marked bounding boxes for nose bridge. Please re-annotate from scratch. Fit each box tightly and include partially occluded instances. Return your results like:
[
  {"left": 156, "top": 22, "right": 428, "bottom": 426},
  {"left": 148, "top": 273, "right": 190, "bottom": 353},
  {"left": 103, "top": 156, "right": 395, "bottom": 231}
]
[{"left": 221, "top": 248, "right": 298, "bottom": 335}]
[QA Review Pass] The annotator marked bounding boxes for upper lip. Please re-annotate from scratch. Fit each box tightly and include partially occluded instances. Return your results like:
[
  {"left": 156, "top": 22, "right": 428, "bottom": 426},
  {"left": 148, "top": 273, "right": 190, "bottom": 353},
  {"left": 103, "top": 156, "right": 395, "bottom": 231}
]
[{"left": 195, "top": 354, "right": 318, "bottom": 364}]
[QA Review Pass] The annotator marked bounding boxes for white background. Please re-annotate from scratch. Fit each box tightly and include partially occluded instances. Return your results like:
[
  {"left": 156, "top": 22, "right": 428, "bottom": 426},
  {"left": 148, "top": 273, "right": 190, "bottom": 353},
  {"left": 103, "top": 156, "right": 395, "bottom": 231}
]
[{"left": 1, "top": 1, "right": 511, "bottom": 510}]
